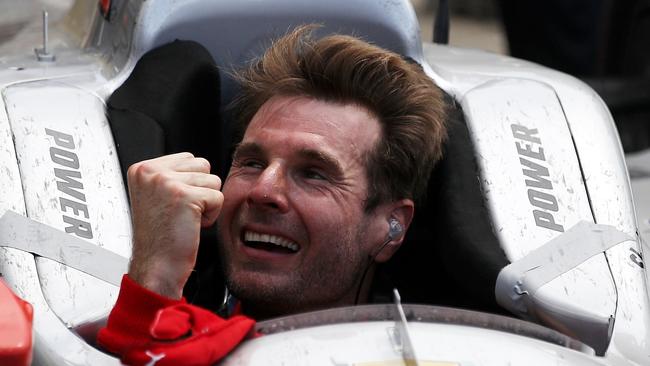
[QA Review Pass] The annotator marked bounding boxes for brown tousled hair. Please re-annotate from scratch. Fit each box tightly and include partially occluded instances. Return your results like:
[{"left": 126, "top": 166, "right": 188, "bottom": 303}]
[{"left": 230, "top": 25, "right": 447, "bottom": 210}]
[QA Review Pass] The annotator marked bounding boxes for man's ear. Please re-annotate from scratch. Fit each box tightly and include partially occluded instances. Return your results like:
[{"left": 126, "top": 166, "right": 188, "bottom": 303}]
[{"left": 374, "top": 199, "right": 414, "bottom": 263}]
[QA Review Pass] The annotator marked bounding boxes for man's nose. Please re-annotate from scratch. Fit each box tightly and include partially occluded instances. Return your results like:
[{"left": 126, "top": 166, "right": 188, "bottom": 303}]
[{"left": 247, "top": 163, "right": 289, "bottom": 212}]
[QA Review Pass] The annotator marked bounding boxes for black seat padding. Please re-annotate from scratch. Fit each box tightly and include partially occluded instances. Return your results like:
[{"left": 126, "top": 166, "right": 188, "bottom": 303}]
[
  {"left": 107, "top": 39, "right": 224, "bottom": 179},
  {"left": 108, "top": 41, "right": 510, "bottom": 314},
  {"left": 107, "top": 40, "right": 226, "bottom": 309}
]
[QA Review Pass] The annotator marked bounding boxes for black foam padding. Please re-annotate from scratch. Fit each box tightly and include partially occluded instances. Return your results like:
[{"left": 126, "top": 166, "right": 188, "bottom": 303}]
[
  {"left": 107, "top": 40, "right": 225, "bottom": 309},
  {"left": 376, "top": 97, "right": 510, "bottom": 314},
  {"left": 108, "top": 39, "right": 223, "bottom": 179}
]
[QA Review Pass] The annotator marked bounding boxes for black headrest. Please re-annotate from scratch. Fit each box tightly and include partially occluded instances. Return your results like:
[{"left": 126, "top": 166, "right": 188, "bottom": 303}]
[
  {"left": 107, "top": 39, "right": 224, "bottom": 179},
  {"left": 107, "top": 40, "right": 226, "bottom": 309},
  {"left": 375, "top": 97, "right": 510, "bottom": 314}
]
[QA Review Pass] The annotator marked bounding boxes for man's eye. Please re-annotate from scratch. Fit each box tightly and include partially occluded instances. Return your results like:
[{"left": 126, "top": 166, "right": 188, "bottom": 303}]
[
  {"left": 233, "top": 158, "right": 264, "bottom": 170},
  {"left": 303, "top": 169, "right": 327, "bottom": 181},
  {"left": 243, "top": 160, "right": 264, "bottom": 169}
]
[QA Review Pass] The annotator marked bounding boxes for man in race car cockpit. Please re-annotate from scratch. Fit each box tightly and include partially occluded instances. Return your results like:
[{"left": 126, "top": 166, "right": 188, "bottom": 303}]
[{"left": 98, "top": 26, "right": 447, "bottom": 366}]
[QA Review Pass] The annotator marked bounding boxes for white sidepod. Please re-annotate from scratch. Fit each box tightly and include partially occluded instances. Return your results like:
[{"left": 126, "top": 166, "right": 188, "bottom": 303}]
[
  {"left": 0, "top": 74, "right": 129, "bottom": 364},
  {"left": 461, "top": 79, "right": 616, "bottom": 353},
  {"left": 424, "top": 44, "right": 650, "bottom": 365}
]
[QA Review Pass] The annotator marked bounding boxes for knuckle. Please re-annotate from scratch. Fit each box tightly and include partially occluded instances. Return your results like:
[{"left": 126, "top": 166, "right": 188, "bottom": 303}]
[
  {"left": 210, "top": 174, "right": 222, "bottom": 188},
  {"left": 158, "top": 174, "right": 179, "bottom": 190},
  {"left": 127, "top": 162, "right": 149, "bottom": 183},
  {"left": 167, "top": 184, "right": 189, "bottom": 202},
  {"left": 209, "top": 189, "right": 223, "bottom": 202},
  {"left": 130, "top": 160, "right": 157, "bottom": 176},
  {"left": 196, "top": 157, "right": 211, "bottom": 172},
  {"left": 126, "top": 164, "right": 138, "bottom": 181},
  {"left": 127, "top": 161, "right": 142, "bottom": 175},
  {"left": 150, "top": 172, "right": 180, "bottom": 195}
]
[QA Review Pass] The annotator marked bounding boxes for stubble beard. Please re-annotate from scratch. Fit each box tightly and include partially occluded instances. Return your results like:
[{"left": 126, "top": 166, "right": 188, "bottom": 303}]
[{"left": 217, "top": 224, "right": 370, "bottom": 319}]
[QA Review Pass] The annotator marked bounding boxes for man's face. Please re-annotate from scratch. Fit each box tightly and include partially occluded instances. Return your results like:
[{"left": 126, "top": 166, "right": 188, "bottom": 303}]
[{"left": 217, "top": 95, "right": 386, "bottom": 316}]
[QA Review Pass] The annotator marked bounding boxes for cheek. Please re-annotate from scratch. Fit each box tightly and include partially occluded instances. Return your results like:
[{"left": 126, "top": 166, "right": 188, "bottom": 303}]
[
  {"left": 222, "top": 176, "right": 248, "bottom": 207},
  {"left": 218, "top": 181, "right": 244, "bottom": 235},
  {"left": 299, "top": 199, "right": 362, "bottom": 244}
]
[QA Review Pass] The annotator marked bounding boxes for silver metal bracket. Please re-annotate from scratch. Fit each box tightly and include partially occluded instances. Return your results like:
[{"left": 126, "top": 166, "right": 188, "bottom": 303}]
[
  {"left": 392, "top": 289, "right": 421, "bottom": 366},
  {"left": 35, "top": 10, "right": 56, "bottom": 62}
]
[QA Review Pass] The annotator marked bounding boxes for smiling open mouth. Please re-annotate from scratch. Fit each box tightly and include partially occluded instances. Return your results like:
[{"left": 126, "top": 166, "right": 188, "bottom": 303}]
[{"left": 243, "top": 230, "right": 299, "bottom": 254}]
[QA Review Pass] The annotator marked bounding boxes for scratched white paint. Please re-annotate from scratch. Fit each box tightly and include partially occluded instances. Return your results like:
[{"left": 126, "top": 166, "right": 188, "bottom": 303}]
[
  {"left": 0, "top": 238, "right": 121, "bottom": 365},
  {"left": 561, "top": 82, "right": 650, "bottom": 365},
  {"left": 4, "top": 79, "right": 132, "bottom": 328},
  {"left": 424, "top": 43, "right": 637, "bottom": 236},
  {"left": 603, "top": 239, "right": 650, "bottom": 366},
  {"left": 425, "top": 45, "right": 650, "bottom": 363},
  {"left": 459, "top": 79, "right": 616, "bottom": 321},
  {"left": 629, "top": 174, "right": 650, "bottom": 247},
  {"left": 0, "top": 85, "right": 31, "bottom": 310},
  {"left": 0, "top": 86, "right": 26, "bottom": 217},
  {"left": 224, "top": 321, "right": 606, "bottom": 365},
  {"left": 557, "top": 83, "right": 636, "bottom": 235}
]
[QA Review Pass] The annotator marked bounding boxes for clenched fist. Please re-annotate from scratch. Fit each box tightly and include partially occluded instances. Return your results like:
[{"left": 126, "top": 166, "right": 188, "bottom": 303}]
[{"left": 126, "top": 152, "right": 223, "bottom": 299}]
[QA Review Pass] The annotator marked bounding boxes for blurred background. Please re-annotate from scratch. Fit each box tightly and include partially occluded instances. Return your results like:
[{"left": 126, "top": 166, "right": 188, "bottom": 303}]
[
  {"left": 410, "top": 0, "right": 506, "bottom": 54},
  {"left": 412, "top": 0, "right": 650, "bottom": 237},
  {"left": 411, "top": 0, "right": 650, "bottom": 155},
  {"left": 1, "top": 0, "right": 649, "bottom": 153}
]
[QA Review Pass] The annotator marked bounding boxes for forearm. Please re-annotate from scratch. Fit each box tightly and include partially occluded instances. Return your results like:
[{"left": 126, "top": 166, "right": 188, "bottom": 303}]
[
  {"left": 125, "top": 152, "right": 223, "bottom": 299},
  {"left": 128, "top": 252, "right": 195, "bottom": 299}
]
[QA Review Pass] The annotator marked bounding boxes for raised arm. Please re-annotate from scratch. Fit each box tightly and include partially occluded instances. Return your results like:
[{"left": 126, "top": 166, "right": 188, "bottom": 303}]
[
  {"left": 98, "top": 153, "right": 255, "bottom": 366},
  {"left": 127, "top": 152, "right": 223, "bottom": 298}
]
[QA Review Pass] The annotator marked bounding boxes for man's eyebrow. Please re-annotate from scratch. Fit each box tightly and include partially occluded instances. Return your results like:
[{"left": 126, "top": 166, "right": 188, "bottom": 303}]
[
  {"left": 232, "top": 142, "right": 264, "bottom": 159},
  {"left": 297, "top": 148, "right": 343, "bottom": 176}
]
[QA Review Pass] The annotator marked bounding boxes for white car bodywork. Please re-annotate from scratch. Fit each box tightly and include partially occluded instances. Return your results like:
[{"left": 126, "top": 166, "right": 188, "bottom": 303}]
[{"left": 0, "top": 0, "right": 648, "bottom": 365}]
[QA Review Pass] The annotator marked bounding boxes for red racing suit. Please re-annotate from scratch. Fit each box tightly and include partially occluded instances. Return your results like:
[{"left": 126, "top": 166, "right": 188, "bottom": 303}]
[{"left": 97, "top": 275, "right": 255, "bottom": 366}]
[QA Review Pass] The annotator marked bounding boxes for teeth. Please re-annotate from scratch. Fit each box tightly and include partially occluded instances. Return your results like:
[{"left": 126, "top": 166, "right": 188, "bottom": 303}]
[{"left": 244, "top": 230, "right": 299, "bottom": 252}]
